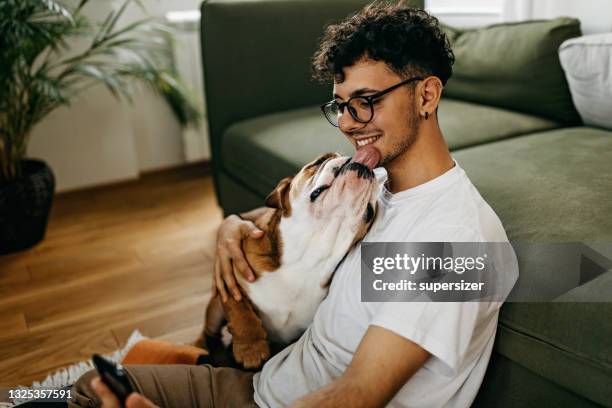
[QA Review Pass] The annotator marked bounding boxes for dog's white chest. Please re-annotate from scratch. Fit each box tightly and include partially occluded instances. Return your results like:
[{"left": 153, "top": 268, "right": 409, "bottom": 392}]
[
  {"left": 245, "top": 263, "right": 330, "bottom": 343},
  {"left": 243, "top": 215, "right": 359, "bottom": 343}
]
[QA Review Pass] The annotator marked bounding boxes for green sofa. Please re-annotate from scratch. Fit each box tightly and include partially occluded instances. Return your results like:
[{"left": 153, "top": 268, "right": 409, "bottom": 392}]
[{"left": 200, "top": 1, "right": 612, "bottom": 406}]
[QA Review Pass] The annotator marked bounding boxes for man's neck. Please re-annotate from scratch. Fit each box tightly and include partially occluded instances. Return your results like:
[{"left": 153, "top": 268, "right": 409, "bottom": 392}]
[{"left": 383, "top": 126, "right": 455, "bottom": 193}]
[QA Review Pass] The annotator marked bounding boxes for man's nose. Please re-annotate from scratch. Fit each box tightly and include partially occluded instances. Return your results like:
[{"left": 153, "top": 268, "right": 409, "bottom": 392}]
[{"left": 338, "top": 110, "right": 366, "bottom": 134}]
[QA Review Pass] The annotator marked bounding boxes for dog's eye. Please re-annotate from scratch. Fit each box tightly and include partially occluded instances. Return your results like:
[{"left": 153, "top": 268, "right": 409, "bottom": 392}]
[{"left": 310, "top": 185, "right": 329, "bottom": 202}]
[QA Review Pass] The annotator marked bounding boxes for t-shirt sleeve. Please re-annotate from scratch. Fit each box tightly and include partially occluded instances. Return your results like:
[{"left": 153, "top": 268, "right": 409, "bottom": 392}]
[{"left": 370, "top": 301, "right": 488, "bottom": 376}]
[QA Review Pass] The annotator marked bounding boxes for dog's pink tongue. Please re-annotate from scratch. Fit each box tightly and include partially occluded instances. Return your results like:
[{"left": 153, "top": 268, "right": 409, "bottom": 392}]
[{"left": 352, "top": 145, "right": 381, "bottom": 170}]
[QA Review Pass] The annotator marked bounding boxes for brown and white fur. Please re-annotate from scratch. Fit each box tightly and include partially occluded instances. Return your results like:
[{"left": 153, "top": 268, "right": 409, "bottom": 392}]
[{"left": 197, "top": 152, "right": 379, "bottom": 369}]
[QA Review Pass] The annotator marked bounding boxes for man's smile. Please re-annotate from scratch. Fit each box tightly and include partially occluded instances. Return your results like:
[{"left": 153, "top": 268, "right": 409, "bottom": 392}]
[{"left": 354, "top": 134, "right": 381, "bottom": 148}]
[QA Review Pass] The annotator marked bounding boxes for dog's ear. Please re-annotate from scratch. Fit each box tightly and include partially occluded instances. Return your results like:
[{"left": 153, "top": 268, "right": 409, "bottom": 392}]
[{"left": 265, "top": 176, "right": 293, "bottom": 214}]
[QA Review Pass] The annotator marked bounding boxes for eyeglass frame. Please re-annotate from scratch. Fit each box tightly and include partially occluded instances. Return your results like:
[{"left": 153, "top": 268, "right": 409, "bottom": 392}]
[{"left": 320, "top": 76, "right": 424, "bottom": 127}]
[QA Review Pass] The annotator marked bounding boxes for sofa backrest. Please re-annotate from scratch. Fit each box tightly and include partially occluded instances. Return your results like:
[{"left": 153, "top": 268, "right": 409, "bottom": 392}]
[
  {"left": 200, "top": 0, "right": 423, "bottom": 197},
  {"left": 442, "top": 18, "right": 583, "bottom": 125}
]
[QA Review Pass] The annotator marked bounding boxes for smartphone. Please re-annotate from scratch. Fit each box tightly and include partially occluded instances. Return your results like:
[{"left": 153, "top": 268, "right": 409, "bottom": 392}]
[{"left": 92, "top": 354, "right": 134, "bottom": 406}]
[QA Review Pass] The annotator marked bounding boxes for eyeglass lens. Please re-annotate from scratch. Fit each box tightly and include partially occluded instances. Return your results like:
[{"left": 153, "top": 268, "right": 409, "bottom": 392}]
[{"left": 325, "top": 97, "right": 373, "bottom": 126}]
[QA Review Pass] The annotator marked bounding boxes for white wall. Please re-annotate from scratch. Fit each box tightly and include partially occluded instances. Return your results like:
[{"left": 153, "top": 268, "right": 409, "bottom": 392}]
[
  {"left": 27, "top": 0, "right": 204, "bottom": 193},
  {"left": 530, "top": 0, "right": 612, "bottom": 34},
  {"left": 427, "top": 0, "right": 612, "bottom": 32},
  {"left": 427, "top": 0, "right": 505, "bottom": 27},
  {"left": 28, "top": 85, "right": 141, "bottom": 190}
]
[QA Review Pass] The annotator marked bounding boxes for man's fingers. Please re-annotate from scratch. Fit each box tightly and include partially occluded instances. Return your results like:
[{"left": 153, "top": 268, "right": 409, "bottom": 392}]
[
  {"left": 214, "top": 258, "right": 228, "bottom": 303},
  {"left": 227, "top": 242, "right": 256, "bottom": 282},
  {"left": 91, "top": 377, "right": 120, "bottom": 408},
  {"left": 250, "top": 229, "right": 264, "bottom": 238},
  {"left": 235, "top": 257, "right": 256, "bottom": 282},
  {"left": 211, "top": 257, "right": 218, "bottom": 298},
  {"left": 239, "top": 222, "right": 264, "bottom": 239},
  {"left": 126, "top": 393, "right": 159, "bottom": 408},
  {"left": 210, "top": 274, "right": 217, "bottom": 298},
  {"left": 218, "top": 254, "right": 238, "bottom": 301},
  {"left": 221, "top": 258, "right": 241, "bottom": 301}
]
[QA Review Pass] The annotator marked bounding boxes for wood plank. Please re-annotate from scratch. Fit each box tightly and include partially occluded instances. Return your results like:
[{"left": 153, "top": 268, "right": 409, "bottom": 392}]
[
  {"left": 0, "top": 312, "right": 27, "bottom": 337},
  {"left": 25, "top": 257, "right": 210, "bottom": 331},
  {"left": 0, "top": 164, "right": 223, "bottom": 387},
  {"left": 0, "top": 252, "right": 34, "bottom": 284},
  {"left": 0, "top": 251, "right": 143, "bottom": 302},
  {"left": 0, "top": 328, "right": 119, "bottom": 386},
  {"left": 0, "top": 266, "right": 30, "bottom": 287},
  {"left": 111, "top": 293, "right": 210, "bottom": 345}
]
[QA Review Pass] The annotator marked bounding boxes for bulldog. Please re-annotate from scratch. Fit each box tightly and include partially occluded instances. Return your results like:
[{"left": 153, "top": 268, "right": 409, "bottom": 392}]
[{"left": 198, "top": 146, "right": 381, "bottom": 369}]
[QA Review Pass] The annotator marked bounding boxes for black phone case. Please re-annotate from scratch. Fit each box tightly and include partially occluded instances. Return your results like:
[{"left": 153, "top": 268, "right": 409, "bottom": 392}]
[{"left": 92, "top": 354, "right": 134, "bottom": 406}]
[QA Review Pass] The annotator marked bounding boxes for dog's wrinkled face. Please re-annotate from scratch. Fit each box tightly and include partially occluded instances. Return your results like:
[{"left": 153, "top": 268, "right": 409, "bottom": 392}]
[{"left": 265, "top": 152, "right": 379, "bottom": 266}]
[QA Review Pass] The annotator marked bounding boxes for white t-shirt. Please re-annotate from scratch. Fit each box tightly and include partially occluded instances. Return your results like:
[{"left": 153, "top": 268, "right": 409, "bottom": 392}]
[{"left": 253, "top": 159, "right": 519, "bottom": 408}]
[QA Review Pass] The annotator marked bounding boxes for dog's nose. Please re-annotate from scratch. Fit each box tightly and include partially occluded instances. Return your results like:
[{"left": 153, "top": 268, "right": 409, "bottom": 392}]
[{"left": 339, "top": 161, "right": 374, "bottom": 179}]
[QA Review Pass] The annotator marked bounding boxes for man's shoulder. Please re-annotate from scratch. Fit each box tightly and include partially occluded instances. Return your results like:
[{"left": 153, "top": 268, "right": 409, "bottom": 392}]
[{"left": 387, "top": 170, "right": 507, "bottom": 242}]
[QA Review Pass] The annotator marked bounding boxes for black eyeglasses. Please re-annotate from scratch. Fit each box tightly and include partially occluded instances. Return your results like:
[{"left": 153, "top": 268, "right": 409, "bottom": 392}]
[{"left": 320, "top": 76, "right": 423, "bottom": 127}]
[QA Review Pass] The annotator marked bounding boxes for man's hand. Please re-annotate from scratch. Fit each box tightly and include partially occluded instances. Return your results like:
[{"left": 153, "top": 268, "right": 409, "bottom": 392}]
[
  {"left": 288, "top": 325, "right": 430, "bottom": 408},
  {"left": 91, "top": 377, "right": 158, "bottom": 408},
  {"left": 213, "top": 213, "right": 264, "bottom": 302}
]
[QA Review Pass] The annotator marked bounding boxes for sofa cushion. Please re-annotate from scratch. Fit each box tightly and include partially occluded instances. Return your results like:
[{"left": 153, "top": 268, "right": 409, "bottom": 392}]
[
  {"left": 455, "top": 126, "right": 612, "bottom": 310},
  {"left": 454, "top": 127, "right": 612, "bottom": 405},
  {"left": 497, "top": 275, "right": 612, "bottom": 407},
  {"left": 473, "top": 353, "right": 605, "bottom": 408},
  {"left": 559, "top": 33, "right": 612, "bottom": 130},
  {"left": 454, "top": 126, "right": 612, "bottom": 242},
  {"left": 438, "top": 98, "right": 559, "bottom": 149},
  {"left": 222, "top": 101, "right": 561, "bottom": 196},
  {"left": 222, "top": 106, "right": 351, "bottom": 196},
  {"left": 442, "top": 18, "right": 582, "bottom": 125}
]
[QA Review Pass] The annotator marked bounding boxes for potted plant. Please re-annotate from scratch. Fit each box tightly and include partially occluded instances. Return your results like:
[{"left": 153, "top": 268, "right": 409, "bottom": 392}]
[{"left": 0, "top": 0, "right": 200, "bottom": 255}]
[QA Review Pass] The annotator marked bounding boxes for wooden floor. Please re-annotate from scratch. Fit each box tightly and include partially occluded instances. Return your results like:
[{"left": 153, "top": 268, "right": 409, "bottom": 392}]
[{"left": 0, "top": 164, "right": 222, "bottom": 386}]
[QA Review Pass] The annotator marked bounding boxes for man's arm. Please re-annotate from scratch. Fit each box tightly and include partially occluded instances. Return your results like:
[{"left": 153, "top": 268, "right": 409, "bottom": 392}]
[{"left": 289, "top": 325, "right": 430, "bottom": 408}]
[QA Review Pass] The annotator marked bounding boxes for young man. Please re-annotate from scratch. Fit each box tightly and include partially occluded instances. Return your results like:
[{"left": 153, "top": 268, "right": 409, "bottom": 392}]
[{"left": 78, "top": 3, "right": 517, "bottom": 408}]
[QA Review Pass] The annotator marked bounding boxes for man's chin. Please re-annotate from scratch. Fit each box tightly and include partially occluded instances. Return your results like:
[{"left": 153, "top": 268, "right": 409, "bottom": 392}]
[{"left": 377, "top": 153, "right": 393, "bottom": 168}]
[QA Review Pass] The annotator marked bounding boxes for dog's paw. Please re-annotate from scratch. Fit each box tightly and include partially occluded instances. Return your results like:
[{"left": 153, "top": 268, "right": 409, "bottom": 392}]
[{"left": 233, "top": 339, "right": 270, "bottom": 369}]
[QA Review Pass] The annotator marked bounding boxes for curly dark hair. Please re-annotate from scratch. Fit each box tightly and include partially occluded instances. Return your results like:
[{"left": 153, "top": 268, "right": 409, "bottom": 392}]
[{"left": 312, "top": 1, "right": 454, "bottom": 86}]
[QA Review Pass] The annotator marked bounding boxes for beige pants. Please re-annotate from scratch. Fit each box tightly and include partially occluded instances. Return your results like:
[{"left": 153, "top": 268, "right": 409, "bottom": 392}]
[{"left": 68, "top": 364, "right": 257, "bottom": 408}]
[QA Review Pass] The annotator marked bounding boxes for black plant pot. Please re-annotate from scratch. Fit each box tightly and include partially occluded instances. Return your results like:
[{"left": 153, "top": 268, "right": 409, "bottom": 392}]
[{"left": 0, "top": 159, "right": 55, "bottom": 255}]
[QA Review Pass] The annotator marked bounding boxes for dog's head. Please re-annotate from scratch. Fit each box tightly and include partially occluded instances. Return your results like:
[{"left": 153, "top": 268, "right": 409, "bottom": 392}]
[{"left": 264, "top": 152, "right": 379, "bottom": 265}]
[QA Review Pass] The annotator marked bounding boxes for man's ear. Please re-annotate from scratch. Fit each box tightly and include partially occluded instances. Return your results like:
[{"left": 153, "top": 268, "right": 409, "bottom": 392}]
[
  {"left": 419, "top": 76, "right": 443, "bottom": 119},
  {"left": 265, "top": 176, "right": 293, "bottom": 214}
]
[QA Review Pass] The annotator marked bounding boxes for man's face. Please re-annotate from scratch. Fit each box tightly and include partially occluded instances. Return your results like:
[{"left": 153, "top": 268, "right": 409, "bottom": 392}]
[{"left": 332, "top": 58, "right": 420, "bottom": 167}]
